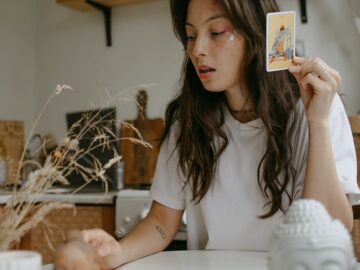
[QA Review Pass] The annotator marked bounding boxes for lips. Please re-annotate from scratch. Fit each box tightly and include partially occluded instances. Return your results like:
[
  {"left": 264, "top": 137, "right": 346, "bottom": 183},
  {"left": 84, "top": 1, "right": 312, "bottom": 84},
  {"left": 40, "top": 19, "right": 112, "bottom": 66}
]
[{"left": 197, "top": 64, "right": 216, "bottom": 80}]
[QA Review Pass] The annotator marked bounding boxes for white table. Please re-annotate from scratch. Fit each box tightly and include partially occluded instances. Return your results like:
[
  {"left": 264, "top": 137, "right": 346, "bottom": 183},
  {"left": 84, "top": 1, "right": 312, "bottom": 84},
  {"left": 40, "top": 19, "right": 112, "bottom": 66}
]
[
  {"left": 119, "top": 251, "right": 267, "bottom": 270},
  {"left": 43, "top": 250, "right": 360, "bottom": 270},
  {"left": 120, "top": 250, "right": 360, "bottom": 270}
]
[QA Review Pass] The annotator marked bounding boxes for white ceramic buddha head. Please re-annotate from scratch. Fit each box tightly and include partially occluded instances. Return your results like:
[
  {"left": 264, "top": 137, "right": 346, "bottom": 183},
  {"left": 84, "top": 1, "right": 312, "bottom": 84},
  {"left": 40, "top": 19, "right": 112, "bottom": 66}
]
[{"left": 268, "top": 199, "right": 356, "bottom": 270}]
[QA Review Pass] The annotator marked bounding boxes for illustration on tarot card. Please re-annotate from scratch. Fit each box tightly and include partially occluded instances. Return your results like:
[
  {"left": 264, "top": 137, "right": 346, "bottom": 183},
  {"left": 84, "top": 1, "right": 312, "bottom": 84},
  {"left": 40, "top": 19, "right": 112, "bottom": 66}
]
[{"left": 266, "top": 12, "right": 295, "bottom": 72}]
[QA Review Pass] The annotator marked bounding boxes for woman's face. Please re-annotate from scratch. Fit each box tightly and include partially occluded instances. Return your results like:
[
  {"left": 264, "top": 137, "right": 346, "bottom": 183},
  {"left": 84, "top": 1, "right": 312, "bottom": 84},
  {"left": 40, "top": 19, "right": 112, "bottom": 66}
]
[{"left": 186, "top": 0, "right": 246, "bottom": 93}]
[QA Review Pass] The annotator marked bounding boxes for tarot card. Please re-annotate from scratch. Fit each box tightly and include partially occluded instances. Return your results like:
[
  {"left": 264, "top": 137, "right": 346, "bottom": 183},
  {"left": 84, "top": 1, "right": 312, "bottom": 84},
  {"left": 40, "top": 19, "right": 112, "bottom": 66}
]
[{"left": 266, "top": 11, "right": 295, "bottom": 72}]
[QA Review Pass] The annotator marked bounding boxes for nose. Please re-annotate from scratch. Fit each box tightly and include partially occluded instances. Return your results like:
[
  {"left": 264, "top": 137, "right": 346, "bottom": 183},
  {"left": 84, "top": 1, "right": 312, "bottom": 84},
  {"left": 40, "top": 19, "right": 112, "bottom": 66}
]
[{"left": 190, "top": 35, "right": 209, "bottom": 57}]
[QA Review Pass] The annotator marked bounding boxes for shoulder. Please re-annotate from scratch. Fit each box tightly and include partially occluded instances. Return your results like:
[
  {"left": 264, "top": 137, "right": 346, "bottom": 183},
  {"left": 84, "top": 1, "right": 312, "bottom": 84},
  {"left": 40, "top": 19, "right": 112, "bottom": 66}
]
[{"left": 159, "top": 121, "right": 181, "bottom": 160}]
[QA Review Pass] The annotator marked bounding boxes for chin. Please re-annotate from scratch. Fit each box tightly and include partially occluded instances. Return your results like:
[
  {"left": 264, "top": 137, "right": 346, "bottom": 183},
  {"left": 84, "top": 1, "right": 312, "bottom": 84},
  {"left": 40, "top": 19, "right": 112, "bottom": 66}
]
[{"left": 201, "top": 82, "right": 225, "bottom": 93}]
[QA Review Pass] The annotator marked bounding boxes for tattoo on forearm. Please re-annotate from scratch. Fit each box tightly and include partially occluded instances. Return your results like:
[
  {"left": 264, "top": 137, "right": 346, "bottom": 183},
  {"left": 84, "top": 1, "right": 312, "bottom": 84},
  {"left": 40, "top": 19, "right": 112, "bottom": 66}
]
[{"left": 156, "top": 225, "right": 166, "bottom": 240}]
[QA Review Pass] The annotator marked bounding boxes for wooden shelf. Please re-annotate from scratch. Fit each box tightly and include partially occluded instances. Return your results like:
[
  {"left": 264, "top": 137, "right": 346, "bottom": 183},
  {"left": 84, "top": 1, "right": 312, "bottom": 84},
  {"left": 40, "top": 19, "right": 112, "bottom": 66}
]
[{"left": 57, "top": 0, "right": 159, "bottom": 12}]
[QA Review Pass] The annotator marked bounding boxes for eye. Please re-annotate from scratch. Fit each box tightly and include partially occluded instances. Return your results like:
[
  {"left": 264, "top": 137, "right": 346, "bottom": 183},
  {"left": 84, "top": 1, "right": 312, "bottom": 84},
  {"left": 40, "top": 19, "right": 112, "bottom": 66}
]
[
  {"left": 210, "top": 31, "right": 225, "bottom": 38},
  {"left": 186, "top": 34, "right": 195, "bottom": 42}
]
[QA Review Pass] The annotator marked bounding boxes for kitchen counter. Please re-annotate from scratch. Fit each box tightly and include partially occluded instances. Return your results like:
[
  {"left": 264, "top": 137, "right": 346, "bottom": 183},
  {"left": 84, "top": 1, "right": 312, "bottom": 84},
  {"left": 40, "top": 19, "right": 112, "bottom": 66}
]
[
  {"left": 42, "top": 251, "right": 360, "bottom": 270},
  {"left": 0, "top": 190, "right": 117, "bottom": 205}
]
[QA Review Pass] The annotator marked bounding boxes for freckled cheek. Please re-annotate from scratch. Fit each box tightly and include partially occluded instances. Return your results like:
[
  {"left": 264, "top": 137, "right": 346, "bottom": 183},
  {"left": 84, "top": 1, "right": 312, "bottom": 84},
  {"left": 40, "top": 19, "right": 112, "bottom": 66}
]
[
  {"left": 187, "top": 54, "right": 198, "bottom": 72},
  {"left": 213, "top": 32, "right": 242, "bottom": 50},
  {"left": 186, "top": 48, "right": 196, "bottom": 63},
  {"left": 226, "top": 38, "right": 246, "bottom": 62},
  {"left": 211, "top": 39, "right": 228, "bottom": 50},
  {"left": 211, "top": 44, "right": 244, "bottom": 67}
]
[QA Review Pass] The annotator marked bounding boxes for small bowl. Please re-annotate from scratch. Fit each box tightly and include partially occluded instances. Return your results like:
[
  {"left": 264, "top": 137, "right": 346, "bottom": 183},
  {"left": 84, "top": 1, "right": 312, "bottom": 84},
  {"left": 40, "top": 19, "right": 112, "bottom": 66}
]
[{"left": 0, "top": 250, "right": 42, "bottom": 270}]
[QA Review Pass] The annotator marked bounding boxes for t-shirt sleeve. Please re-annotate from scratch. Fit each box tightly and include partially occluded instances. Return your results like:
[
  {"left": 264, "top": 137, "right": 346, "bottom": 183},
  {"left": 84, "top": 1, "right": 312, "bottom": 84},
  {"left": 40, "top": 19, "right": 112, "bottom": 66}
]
[
  {"left": 329, "top": 95, "right": 360, "bottom": 199},
  {"left": 293, "top": 94, "right": 360, "bottom": 200},
  {"left": 150, "top": 128, "right": 186, "bottom": 210}
]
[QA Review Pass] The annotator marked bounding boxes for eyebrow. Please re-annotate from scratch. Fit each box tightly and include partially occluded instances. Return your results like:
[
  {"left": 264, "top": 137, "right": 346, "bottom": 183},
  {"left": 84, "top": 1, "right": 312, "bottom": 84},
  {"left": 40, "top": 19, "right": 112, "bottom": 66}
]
[{"left": 185, "top": 15, "right": 226, "bottom": 28}]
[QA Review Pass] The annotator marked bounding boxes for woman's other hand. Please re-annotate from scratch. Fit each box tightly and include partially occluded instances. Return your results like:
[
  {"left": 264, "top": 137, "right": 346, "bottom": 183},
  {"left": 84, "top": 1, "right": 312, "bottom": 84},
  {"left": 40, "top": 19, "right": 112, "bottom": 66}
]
[
  {"left": 82, "top": 228, "right": 124, "bottom": 270},
  {"left": 54, "top": 229, "right": 124, "bottom": 270},
  {"left": 288, "top": 56, "right": 342, "bottom": 125},
  {"left": 53, "top": 230, "right": 100, "bottom": 270}
]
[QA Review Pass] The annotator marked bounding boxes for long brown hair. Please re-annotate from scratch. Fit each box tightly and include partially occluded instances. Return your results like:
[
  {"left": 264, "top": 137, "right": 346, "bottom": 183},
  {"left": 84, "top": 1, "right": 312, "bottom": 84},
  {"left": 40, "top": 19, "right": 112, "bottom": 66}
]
[{"left": 163, "top": 0, "right": 301, "bottom": 218}]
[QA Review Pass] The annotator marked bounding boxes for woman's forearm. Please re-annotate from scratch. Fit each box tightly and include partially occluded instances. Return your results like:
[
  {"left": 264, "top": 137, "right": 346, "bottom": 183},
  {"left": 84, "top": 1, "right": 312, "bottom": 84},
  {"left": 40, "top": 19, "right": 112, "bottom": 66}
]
[
  {"left": 118, "top": 215, "right": 174, "bottom": 265},
  {"left": 118, "top": 203, "right": 182, "bottom": 266},
  {"left": 302, "top": 121, "right": 353, "bottom": 231}
]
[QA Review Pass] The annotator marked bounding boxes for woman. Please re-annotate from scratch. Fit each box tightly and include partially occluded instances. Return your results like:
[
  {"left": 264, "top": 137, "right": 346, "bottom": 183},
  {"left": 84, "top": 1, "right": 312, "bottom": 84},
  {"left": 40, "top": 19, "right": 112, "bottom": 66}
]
[{"left": 56, "top": 0, "right": 359, "bottom": 269}]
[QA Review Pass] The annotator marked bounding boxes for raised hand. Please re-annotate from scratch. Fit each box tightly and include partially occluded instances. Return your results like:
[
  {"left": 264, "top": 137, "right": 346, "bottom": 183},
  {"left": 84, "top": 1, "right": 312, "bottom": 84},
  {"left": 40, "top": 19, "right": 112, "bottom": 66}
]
[{"left": 288, "top": 56, "right": 342, "bottom": 125}]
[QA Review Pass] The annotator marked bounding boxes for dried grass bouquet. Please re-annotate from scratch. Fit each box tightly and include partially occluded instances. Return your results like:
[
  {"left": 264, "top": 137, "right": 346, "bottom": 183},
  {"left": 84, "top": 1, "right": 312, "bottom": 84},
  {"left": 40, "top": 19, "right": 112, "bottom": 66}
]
[{"left": 0, "top": 84, "right": 151, "bottom": 250}]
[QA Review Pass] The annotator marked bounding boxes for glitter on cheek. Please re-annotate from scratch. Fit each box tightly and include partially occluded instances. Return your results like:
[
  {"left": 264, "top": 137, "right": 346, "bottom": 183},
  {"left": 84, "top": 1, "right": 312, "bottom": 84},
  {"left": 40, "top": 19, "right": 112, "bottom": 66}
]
[
  {"left": 225, "top": 29, "right": 239, "bottom": 42},
  {"left": 228, "top": 32, "right": 236, "bottom": 41},
  {"left": 215, "top": 31, "right": 237, "bottom": 48}
]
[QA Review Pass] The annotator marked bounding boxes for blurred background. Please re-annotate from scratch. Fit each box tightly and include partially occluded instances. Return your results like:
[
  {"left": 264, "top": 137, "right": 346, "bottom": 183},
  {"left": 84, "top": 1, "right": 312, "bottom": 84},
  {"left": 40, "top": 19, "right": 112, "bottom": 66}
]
[
  {"left": 1, "top": 0, "right": 360, "bottom": 262},
  {"left": 0, "top": 0, "right": 360, "bottom": 139}
]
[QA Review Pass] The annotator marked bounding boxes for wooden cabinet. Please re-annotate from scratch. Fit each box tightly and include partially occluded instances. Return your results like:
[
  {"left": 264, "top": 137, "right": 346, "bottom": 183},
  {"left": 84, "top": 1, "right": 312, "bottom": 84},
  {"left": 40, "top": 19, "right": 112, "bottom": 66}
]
[
  {"left": 349, "top": 116, "right": 360, "bottom": 188},
  {"left": 0, "top": 120, "right": 24, "bottom": 184},
  {"left": 19, "top": 205, "right": 115, "bottom": 264},
  {"left": 352, "top": 217, "right": 360, "bottom": 261},
  {"left": 349, "top": 116, "right": 360, "bottom": 260},
  {"left": 57, "top": 0, "right": 160, "bottom": 11}
]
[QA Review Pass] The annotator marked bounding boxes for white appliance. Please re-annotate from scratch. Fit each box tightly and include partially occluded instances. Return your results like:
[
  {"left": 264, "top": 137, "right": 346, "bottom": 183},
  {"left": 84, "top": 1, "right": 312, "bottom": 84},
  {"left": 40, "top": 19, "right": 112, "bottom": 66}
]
[{"left": 115, "top": 189, "right": 187, "bottom": 242}]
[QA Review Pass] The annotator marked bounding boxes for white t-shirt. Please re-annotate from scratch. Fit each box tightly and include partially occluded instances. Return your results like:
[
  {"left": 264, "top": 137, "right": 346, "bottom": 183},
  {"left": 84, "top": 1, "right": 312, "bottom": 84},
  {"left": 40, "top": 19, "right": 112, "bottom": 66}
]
[{"left": 150, "top": 94, "right": 359, "bottom": 251}]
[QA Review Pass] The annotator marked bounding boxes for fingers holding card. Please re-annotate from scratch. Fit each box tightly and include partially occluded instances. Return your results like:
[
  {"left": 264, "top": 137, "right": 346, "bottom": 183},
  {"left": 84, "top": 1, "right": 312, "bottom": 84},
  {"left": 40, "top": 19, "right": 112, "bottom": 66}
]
[{"left": 266, "top": 11, "right": 296, "bottom": 72}]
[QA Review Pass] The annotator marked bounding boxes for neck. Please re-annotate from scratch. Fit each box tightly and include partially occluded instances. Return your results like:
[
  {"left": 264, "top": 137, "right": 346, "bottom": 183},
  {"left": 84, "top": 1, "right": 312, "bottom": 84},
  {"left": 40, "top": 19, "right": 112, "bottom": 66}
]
[
  {"left": 225, "top": 86, "right": 252, "bottom": 111},
  {"left": 225, "top": 86, "right": 257, "bottom": 123},
  {"left": 229, "top": 109, "right": 258, "bottom": 123}
]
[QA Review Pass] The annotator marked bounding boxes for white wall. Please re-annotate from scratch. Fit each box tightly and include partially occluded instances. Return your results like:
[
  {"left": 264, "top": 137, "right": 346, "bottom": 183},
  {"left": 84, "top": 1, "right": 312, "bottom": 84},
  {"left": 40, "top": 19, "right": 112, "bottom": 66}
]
[
  {"left": 0, "top": 1, "right": 36, "bottom": 137},
  {"left": 34, "top": 0, "right": 183, "bottom": 140},
  {"left": 1, "top": 0, "right": 360, "bottom": 141},
  {"left": 280, "top": 0, "right": 360, "bottom": 113}
]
